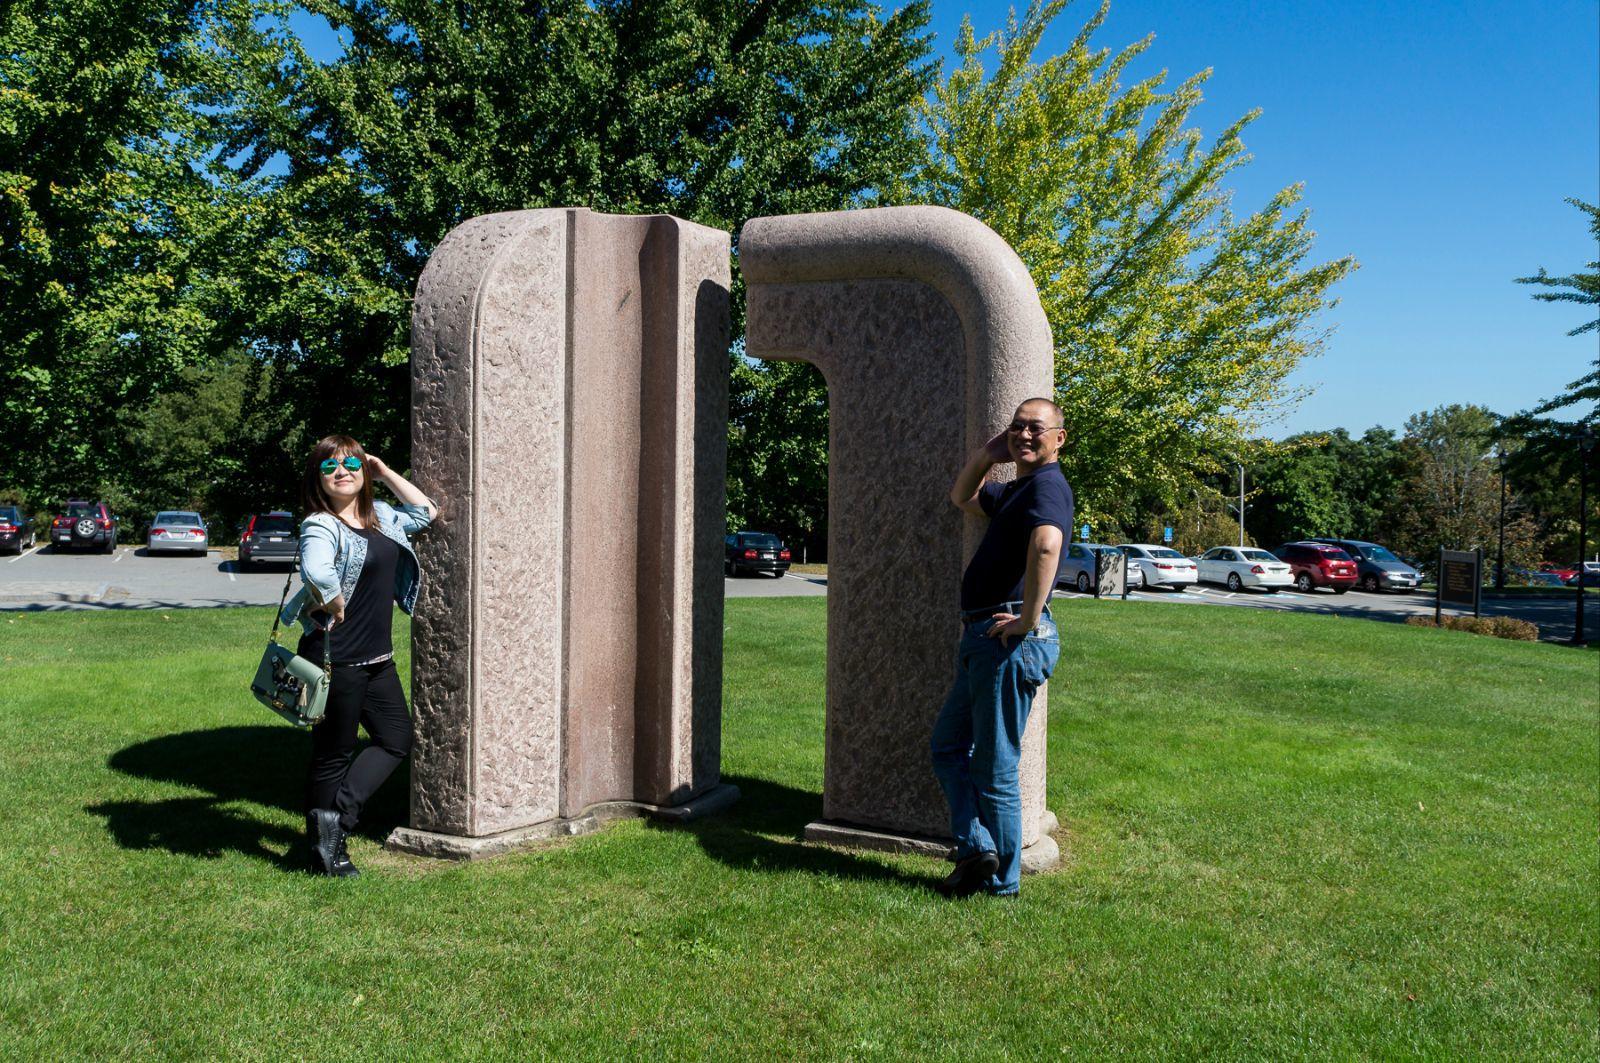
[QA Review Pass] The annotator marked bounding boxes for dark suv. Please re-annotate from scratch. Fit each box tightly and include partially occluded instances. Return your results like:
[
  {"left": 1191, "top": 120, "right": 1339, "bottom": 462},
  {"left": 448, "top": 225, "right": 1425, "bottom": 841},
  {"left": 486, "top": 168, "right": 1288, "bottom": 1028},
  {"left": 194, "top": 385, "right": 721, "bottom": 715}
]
[
  {"left": 50, "top": 499, "right": 119, "bottom": 553},
  {"left": 725, "top": 531, "right": 791, "bottom": 577},
  {"left": 1272, "top": 541, "right": 1358, "bottom": 593},
  {"left": 239, "top": 511, "right": 299, "bottom": 569}
]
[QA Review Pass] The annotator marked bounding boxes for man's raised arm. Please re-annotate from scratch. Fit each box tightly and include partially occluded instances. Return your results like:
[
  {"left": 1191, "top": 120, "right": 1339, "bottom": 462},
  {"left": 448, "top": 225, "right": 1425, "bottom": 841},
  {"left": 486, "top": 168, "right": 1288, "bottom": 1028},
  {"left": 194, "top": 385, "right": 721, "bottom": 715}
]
[{"left": 950, "top": 431, "right": 1012, "bottom": 516}]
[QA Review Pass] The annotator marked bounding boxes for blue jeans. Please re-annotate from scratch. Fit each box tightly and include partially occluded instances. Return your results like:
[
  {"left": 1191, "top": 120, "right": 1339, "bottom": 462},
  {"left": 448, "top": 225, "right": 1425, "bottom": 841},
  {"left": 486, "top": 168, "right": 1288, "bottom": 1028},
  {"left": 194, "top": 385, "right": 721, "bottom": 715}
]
[{"left": 929, "top": 604, "right": 1060, "bottom": 895}]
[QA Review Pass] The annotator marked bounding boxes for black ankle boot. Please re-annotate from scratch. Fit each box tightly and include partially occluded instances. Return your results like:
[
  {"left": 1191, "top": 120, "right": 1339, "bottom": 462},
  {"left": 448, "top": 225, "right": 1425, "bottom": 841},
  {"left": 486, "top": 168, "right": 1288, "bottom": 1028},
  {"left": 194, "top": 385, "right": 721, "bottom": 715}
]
[{"left": 310, "top": 808, "right": 360, "bottom": 878}]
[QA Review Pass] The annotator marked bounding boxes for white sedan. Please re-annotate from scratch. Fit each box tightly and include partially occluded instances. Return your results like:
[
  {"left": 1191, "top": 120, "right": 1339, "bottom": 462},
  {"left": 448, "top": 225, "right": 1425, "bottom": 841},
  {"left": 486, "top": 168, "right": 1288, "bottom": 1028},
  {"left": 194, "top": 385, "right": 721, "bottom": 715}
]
[
  {"left": 1118, "top": 544, "right": 1198, "bottom": 589},
  {"left": 1197, "top": 546, "right": 1294, "bottom": 592}
]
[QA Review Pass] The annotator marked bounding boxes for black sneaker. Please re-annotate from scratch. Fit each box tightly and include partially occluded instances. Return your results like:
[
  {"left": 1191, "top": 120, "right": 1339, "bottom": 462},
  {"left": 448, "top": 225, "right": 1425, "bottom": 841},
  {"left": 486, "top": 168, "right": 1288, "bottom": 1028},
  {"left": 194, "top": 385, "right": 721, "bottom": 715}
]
[{"left": 935, "top": 850, "right": 1000, "bottom": 898}]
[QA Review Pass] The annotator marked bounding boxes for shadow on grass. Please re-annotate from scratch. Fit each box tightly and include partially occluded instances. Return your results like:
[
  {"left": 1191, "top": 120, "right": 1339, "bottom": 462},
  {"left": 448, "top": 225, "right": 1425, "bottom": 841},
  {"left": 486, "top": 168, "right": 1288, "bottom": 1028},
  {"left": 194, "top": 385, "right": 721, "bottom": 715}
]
[
  {"left": 646, "top": 774, "right": 939, "bottom": 893},
  {"left": 88, "top": 726, "right": 410, "bottom": 867}
]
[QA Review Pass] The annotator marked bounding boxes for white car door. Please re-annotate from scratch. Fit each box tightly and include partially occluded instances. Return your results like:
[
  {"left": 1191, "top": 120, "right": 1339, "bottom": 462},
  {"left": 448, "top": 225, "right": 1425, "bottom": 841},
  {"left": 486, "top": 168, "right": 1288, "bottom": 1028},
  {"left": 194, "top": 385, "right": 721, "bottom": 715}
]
[{"left": 1198, "top": 548, "right": 1222, "bottom": 583}]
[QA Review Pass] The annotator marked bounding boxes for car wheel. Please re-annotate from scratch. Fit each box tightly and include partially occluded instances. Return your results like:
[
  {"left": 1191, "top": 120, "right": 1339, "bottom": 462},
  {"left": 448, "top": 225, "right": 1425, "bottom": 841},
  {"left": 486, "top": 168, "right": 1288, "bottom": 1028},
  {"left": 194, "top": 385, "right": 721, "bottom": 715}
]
[
  {"left": 1362, "top": 574, "right": 1379, "bottom": 592},
  {"left": 1227, "top": 573, "right": 1242, "bottom": 592},
  {"left": 1076, "top": 572, "right": 1090, "bottom": 593},
  {"left": 1295, "top": 573, "right": 1313, "bottom": 592}
]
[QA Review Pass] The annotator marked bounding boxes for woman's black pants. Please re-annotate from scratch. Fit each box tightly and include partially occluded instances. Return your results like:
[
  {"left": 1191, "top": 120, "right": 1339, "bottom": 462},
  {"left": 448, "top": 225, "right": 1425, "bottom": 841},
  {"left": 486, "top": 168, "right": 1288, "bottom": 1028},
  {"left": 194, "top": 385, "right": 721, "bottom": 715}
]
[{"left": 306, "top": 659, "right": 413, "bottom": 831}]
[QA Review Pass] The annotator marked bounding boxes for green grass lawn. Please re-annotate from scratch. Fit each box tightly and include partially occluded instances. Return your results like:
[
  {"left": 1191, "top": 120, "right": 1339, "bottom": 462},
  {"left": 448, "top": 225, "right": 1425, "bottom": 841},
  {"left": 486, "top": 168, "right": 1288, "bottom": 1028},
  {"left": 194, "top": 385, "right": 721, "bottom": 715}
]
[{"left": 1, "top": 601, "right": 1595, "bottom": 1058}]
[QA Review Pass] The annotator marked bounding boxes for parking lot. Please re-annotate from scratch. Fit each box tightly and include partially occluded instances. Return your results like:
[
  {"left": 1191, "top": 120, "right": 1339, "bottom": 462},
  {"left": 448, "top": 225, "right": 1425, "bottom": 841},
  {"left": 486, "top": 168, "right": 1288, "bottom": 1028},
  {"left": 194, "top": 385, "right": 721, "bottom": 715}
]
[
  {"left": 3, "top": 545, "right": 1588, "bottom": 641},
  {"left": 0, "top": 544, "right": 829, "bottom": 611}
]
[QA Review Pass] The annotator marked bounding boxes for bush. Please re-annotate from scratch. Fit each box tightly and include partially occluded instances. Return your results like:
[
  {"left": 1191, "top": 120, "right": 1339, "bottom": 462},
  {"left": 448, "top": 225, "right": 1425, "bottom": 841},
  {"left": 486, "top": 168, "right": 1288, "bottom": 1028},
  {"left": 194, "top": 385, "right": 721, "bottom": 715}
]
[{"left": 1405, "top": 615, "right": 1539, "bottom": 641}]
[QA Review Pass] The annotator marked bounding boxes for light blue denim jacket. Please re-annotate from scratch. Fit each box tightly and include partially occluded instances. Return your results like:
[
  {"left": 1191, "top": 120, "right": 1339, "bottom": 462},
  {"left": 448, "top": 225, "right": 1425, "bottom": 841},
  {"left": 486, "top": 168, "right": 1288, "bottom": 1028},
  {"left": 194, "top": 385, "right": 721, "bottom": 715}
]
[{"left": 280, "top": 498, "right": 433, "bottom": 635}]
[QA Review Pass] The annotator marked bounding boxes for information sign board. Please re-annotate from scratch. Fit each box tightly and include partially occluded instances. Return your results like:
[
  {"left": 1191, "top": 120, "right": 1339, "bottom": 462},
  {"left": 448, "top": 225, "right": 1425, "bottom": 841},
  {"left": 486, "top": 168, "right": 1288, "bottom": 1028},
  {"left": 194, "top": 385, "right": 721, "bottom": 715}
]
[{"left": 1436, "top": 548, "right": 1482, "bottom": 620}]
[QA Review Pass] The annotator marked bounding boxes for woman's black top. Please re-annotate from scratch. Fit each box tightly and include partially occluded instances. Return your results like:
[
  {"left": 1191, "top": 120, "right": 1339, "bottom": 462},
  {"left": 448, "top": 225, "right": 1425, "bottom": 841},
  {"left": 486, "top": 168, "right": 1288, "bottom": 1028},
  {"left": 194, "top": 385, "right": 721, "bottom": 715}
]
[{"left": 298, "top": 526, "right": 399, "bottom": 666}]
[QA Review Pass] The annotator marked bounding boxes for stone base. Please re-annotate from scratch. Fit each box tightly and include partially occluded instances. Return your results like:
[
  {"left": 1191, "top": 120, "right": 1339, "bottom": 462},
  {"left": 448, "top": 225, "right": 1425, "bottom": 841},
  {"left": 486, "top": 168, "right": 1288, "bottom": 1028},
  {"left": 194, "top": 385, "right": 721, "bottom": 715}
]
[
  {"left": 385, "top": 783, "right": 740, "bottom": 861},
  {"left": 803, "top": 809, "right": 1063, "bottom": 875}
]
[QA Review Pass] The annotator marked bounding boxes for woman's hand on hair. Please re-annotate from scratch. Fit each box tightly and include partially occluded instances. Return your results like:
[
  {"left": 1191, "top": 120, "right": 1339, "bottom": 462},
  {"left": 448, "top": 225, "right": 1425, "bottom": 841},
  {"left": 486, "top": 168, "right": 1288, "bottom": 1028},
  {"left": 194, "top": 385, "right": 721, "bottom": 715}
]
[{"left": 364, "top": 454, "right": 390, "bottom": 482}]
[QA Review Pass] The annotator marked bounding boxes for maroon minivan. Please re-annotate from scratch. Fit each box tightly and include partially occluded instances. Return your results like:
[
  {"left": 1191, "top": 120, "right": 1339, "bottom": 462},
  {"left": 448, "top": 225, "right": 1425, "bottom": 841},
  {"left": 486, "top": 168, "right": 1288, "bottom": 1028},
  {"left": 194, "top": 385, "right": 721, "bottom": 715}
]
[{"left": 1272, "top": 541, "right": 1358, "bottom": 593}]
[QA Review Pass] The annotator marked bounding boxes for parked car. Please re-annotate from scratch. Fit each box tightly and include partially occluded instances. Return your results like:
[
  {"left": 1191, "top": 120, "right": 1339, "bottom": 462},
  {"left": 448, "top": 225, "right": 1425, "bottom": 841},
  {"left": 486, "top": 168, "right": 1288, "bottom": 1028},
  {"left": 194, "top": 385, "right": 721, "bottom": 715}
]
[
  {"left": 1521, "top": 570, "right": 1567, "bottom": 588},
  {"left": 1566, "top": 562, "right": 1600, "bottom": 588},
  {"left": 0, "top": 505, "right": 36, "bottom": 555},
  {"left": 239, "top": 511, "right": 299, "bottom": 569},
  {"left": 1272, "top": 541, "right": 1358, "bottom": 594},
  {"left": 1540, "top": 562, "right": 1579, "bottom": 582},
  {"left": 50, "top": 499, "right": 119, "bottom": 553},
  {"left": 1307, "top": 538, "right": 1423, "bottom": 593},
  {"left": 1117, "top": 544, "right": 1198, "bottom": 590},
  {"left": 725, "top": 531, "right": 791, "bottom": 577},
  {"left": 1057, "top": 543, "right": 1124, "bottom": 593},
  {"left": 147, "top": 510, "right": 209, "bottom": 556},
  {"left": 1196, "top": 546, "right": 1294, "bottom": 592}
]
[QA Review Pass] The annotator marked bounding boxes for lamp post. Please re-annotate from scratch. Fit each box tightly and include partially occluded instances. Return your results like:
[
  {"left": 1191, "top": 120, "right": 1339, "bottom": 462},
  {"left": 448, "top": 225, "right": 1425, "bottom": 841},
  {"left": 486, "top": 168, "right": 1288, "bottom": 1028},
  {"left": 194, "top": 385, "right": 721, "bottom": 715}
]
[
  {"left": 1236, "top": 462, "right": 1245, "bottom": 546},
  {"left": 1495, "top": 442, "right": 1506, "bottom": 591},
  {"left": 1576, "top": 425, "right": 1595, "bottom": 647}
]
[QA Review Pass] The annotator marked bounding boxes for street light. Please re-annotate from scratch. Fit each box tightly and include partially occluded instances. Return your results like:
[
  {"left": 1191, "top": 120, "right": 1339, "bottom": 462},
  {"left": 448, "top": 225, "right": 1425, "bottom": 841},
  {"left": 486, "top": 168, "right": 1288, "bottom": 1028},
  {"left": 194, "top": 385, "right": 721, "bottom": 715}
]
[
  {"left": 1495, "top": 442, "right": 1506, "bottom": 591},
  {"left": 1576, "top": 424, "right": 1595, "bottom": 647}
]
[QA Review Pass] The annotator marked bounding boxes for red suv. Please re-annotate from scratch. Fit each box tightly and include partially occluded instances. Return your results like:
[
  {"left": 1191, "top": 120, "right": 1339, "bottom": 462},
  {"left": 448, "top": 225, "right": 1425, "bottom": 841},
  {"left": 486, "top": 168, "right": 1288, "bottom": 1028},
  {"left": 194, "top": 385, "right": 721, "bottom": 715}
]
[
  {"left": 51, "top": 499, "right": 119, "bottom": 553},
  {"left": 1272, "top": 541, "right": 1358, "bottom": 593}
]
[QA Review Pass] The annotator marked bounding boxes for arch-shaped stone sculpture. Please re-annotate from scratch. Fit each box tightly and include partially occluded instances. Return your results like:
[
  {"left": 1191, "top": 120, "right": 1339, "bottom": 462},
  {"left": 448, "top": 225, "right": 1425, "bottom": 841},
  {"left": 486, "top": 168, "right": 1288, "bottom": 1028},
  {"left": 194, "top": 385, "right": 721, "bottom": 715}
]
[
  {"left": 740, "top": 205, "right": 1060, "bottom": 868},
  {"left": 388, "top": 208, "right": 736, "bottom": 858}
]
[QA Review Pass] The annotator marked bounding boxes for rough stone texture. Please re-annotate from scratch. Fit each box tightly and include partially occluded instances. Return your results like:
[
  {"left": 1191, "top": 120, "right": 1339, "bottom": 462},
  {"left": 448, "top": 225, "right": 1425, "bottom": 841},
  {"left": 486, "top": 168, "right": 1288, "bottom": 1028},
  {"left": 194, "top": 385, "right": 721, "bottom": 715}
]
[
  {"left": 403, "top": 208, "right": 730, "bottom": 843},
  {"left": 741, "top": 205, "right": 1056, "bottom": 848}
]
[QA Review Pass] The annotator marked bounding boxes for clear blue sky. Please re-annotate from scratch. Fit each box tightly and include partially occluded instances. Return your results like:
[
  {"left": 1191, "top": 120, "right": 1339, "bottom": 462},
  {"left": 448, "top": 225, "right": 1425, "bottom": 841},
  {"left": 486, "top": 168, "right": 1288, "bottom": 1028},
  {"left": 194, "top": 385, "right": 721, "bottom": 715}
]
[
  {"left": 291, "top": 0, "right": 1598, "bottom": 438},
  {"left": 933, "top": 1, "right": 1600, "bottom": 437}
]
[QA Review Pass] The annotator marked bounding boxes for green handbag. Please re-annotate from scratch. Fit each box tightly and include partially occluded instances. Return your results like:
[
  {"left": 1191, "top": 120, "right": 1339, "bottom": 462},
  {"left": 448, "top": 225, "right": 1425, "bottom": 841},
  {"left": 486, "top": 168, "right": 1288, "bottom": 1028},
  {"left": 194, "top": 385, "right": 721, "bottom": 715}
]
[{"left": 251, "top": 570, "right": 332, "bottom": 728}]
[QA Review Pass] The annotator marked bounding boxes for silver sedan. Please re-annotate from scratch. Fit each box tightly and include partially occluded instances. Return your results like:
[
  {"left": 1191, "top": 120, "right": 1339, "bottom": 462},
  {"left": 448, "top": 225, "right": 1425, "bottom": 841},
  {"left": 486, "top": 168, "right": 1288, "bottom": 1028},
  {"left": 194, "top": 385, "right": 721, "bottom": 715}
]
[{"left": 147, "top": 510, "right": 209, "bottom": 555}]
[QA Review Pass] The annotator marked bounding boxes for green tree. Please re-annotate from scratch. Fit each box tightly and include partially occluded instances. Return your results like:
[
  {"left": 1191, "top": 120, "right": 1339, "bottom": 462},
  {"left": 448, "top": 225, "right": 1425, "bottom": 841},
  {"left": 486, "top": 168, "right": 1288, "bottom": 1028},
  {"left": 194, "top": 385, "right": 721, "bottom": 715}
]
[
  {"left": 0, "top": 0, "right": 247, "bottom": 509},
  {"left": 1388, "top": 405, "right": 1507, "bottom": 561},
  {"left": 899, "top": 0, "right": 1354, "bottom": 528},
  {"left": 220, "top": 0, "right": 935, "bottom": 501}
]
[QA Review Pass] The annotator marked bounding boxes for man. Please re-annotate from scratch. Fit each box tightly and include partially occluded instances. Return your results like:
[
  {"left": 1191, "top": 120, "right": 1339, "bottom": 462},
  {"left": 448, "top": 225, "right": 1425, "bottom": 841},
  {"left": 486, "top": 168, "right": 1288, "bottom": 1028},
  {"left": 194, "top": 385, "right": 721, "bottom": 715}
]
[{"left": 931, "top": 397, "right": 1071, "bottom": 898}]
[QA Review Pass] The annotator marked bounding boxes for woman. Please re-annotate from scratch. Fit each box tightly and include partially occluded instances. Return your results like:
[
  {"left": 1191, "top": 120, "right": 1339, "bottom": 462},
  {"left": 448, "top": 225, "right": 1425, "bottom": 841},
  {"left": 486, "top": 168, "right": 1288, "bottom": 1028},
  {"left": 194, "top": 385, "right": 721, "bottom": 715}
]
[{"left": 281, "top": 434, "right": 439, "bottom": 877}]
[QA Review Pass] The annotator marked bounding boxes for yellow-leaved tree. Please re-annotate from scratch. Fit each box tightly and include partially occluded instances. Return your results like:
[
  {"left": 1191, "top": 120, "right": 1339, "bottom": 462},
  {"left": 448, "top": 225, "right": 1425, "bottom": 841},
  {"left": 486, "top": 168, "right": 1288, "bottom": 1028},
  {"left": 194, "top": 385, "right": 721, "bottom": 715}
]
[{"left": 899, "top": 0, "right": 1355, "bottom": 536}]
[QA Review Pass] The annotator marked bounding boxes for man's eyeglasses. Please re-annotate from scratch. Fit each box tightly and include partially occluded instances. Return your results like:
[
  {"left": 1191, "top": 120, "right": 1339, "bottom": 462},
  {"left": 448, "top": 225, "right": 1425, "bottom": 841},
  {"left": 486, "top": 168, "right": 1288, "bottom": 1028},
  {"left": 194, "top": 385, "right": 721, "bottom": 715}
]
[
  {"left": 320, "top": 456, "right": 364, "bottom": 475},
  {"left": 1006, "top": 422, "right": 1063, "bottom": 437}
]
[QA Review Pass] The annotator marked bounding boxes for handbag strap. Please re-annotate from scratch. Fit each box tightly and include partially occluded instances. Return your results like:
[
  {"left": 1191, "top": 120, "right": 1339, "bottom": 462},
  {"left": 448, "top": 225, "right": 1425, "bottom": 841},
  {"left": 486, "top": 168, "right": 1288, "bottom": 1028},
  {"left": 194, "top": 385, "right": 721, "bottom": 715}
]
[{"left": 268, "top": 569, "right": 294, "bottom": 644}]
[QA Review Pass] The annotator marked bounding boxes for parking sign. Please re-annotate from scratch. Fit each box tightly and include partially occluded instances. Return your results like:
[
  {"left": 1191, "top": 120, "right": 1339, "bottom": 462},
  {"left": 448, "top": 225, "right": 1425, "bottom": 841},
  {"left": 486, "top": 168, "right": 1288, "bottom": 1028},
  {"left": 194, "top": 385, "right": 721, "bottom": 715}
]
[
  {"left": 1080, "top": 523, "right": 1090, "bottom": 541},
  {"left": 1163, "top": 526, "right": 1173, "bottom": 543}
]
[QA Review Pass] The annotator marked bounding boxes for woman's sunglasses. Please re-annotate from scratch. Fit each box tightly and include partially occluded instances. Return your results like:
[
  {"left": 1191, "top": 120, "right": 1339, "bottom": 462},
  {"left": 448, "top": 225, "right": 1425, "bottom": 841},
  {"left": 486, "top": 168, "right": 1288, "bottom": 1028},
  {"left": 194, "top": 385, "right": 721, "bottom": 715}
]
[{"left": 320, "top": 456, "right": 364, "bottom": 476}]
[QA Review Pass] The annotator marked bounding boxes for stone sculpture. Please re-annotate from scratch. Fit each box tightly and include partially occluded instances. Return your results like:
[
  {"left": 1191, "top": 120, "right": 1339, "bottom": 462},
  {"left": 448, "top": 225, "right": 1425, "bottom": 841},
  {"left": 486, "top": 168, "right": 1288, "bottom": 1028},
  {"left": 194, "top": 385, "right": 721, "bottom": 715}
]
[
  {"left": 387, "top": 208, "right": 737, "bottom": 859},
  {"left": 740, "top": 205, "right": 1060, "bottom": 871}
]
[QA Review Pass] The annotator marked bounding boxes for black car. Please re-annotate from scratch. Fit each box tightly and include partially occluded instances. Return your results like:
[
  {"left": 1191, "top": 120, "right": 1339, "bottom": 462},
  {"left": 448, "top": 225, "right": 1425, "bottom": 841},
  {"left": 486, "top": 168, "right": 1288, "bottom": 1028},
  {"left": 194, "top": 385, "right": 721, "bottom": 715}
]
[
  {"left": 0, "top": 505, "right": 35, "bottom": 555},
  {"left": 50, "top": 499, "right": 119, "bottom": 553},
  {"left": 239, "top": 511, "right": 299, "bottom": 569},
  {"left": 725, "top": 531, "right": 791, "bottom": 577}
]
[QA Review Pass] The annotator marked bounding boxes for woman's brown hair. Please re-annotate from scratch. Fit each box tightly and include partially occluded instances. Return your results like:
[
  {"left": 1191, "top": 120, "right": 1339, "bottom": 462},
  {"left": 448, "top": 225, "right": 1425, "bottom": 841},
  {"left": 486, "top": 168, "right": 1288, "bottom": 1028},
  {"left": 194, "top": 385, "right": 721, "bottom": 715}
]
[{"left": 301, "top": 435, "right": 377, "bottom": 529}]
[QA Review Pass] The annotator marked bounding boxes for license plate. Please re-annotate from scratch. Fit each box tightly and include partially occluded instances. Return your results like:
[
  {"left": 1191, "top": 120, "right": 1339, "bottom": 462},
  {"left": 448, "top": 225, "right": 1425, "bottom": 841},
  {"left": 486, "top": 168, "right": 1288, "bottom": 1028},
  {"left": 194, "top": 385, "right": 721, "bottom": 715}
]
[
  {"left": 761, "top": 552, "right": 773, "bottom": 559},
  {"left": 268, "top": 537, "right": 284, "bottom": 542}
]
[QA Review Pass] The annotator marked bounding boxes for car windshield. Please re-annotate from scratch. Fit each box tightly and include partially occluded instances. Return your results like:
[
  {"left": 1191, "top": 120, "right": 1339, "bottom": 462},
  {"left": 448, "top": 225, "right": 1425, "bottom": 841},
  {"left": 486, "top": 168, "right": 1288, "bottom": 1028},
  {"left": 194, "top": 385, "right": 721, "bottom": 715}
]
[
  {"left": 1241, "top": 549, "right": 1278, "bottom": 562},
  {"left": 1148, "top": 547, "right": 1184, "bottom": 558},
  {"left": 255, "top": 516, "right": 295, "bottom": 535},
  {"left": 736, "top": 533, "right": 781, "bottom": 548},
  {"left": 1365, "top": 545, "right": 1401, "bottom": 563},
  {"left": 0, "top": 507, "right": 18, "bottom": 522},
  {"left": 67, "top": 503, "right": 96, "bottom": 518},
  {"left": 1319, "top": 547, "right": 1353, "bottom": 560},
  {"left": 157, "top": 512, "right": 200, "bottom": 525}
]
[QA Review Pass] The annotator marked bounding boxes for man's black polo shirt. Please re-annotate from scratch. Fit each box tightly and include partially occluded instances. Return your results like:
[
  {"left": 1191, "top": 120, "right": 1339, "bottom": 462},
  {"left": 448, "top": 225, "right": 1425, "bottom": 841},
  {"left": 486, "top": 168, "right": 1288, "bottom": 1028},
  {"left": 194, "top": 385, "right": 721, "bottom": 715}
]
[{"left": 959, "top": 462, "right": 1074, "bottom": 611}]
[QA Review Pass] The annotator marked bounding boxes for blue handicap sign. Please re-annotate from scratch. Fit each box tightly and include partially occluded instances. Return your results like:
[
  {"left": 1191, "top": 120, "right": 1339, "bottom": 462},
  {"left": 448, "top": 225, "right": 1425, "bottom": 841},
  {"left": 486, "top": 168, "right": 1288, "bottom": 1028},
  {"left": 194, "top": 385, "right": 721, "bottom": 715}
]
[
  {"left": 1163, "top": 526, "right": 1173, "bottom": 543},
  {"left": 1080, "top": 523, "right": 1090, "bottom": 541}
]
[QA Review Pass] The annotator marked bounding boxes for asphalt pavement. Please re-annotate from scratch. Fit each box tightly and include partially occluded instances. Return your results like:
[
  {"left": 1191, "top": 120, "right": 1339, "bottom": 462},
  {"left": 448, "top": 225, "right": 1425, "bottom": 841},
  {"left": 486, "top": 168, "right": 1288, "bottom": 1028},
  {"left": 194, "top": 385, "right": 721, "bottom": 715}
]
[
  {"left": 3, "top": 546, "right": 1589, "bottom": 642},
  {"left": 0, "top": 544, "right": 828, "bottom": 611}
]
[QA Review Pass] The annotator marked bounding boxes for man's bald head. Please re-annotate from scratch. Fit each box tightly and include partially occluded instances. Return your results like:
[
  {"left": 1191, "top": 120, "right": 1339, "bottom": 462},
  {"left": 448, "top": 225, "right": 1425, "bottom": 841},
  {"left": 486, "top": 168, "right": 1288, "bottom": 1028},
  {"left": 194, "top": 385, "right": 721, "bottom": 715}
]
[{"left": 1014, "top": 397, "right": 1063, "bottom": 427}]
